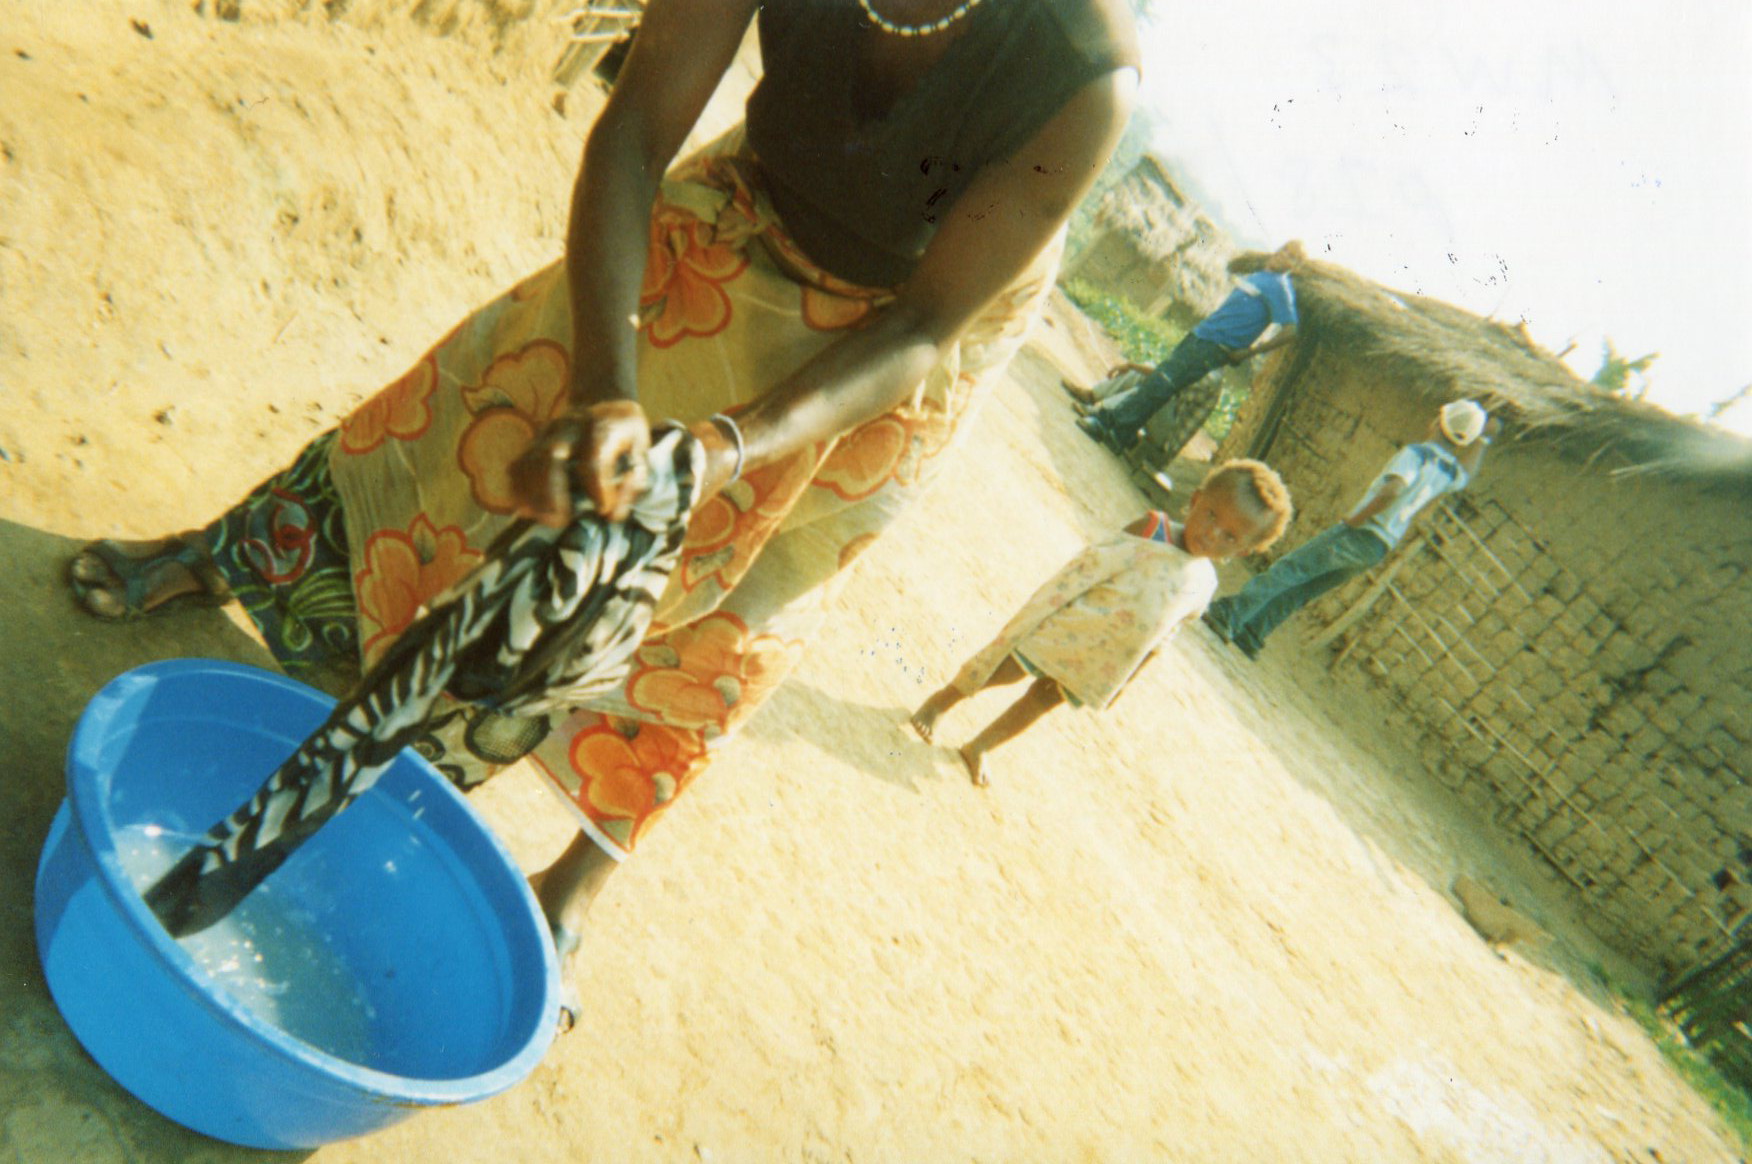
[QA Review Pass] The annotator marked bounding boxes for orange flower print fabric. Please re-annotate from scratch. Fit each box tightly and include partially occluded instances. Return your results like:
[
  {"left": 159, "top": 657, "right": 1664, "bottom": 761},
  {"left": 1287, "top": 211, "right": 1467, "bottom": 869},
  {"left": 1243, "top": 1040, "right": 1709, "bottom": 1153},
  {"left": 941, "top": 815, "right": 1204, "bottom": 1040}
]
[
  {"left": 640, "top": 200, "right": 749, "bottom": 349},
  {"left": 812, "top": 410, "right": 949, "bottom": 503},
  {"left": 756, "top": 217, "right": 887, "bottom": 333},
  {"left": 456, "top": 341, "right": 572, "bottom": 514},
  {"left": 562, "top": 718, "right": 711, "bottom": 852},
  {"left": 325, "top": 131, "right": 1061, "bottom": 861},
  {"left": 354, "top": 514, "right": 483, "bottom": 661},
  {"left": 538, "top": 613, "right": 802, "bottom": 855},
  {"left": 339, "top": 356, "right": 437, "bottom": 455},
  {"left": 667, "top": 449, "right": 820, "bottom": 614},
  {"left": 624, "top": 612, "right": 802, "bottom": 735}
]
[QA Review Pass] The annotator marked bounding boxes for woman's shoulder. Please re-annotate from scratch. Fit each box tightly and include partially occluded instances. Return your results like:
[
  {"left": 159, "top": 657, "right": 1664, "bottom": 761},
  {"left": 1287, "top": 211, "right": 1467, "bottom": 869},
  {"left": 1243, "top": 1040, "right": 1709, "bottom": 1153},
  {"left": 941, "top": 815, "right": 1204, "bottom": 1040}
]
[{"left": 1038, "top": 0, "right": 1141, "bottom": 70}]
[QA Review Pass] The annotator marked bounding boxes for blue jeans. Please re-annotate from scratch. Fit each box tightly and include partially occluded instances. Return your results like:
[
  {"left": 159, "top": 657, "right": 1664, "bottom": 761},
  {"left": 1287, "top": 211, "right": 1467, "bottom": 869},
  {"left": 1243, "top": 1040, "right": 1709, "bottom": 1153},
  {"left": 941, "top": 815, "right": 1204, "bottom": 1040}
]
[
  {"left": 1205, "top": 524, "right": 1390, "bottom": 656},
  {"left": 1089, "top": 333, "right": 1232, "bottom": 450}
]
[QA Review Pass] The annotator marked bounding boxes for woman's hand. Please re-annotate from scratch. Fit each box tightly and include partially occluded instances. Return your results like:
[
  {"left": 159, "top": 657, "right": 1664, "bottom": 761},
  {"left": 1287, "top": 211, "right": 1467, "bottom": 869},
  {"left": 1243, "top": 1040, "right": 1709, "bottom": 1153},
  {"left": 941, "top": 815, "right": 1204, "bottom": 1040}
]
[
  {"left": 508, "top": 401, "right": 652, "bottom": 526},
  {"left": 687, "top": 415, "right": 743, "bottom": 502},
  {"left": 508, "top": 403, "right": 746, "bottom": 528}
]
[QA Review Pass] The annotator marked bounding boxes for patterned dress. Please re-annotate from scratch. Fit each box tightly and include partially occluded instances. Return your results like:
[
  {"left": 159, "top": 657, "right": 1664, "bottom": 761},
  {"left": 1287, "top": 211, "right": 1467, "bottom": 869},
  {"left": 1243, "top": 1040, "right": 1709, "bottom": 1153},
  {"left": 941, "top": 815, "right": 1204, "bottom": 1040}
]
[
  {"left": 949, "top": 524, "right": 1217, "bottom": 710},
  {"left": 206, "top": 134, "right": 1059, "bottom": 860}
]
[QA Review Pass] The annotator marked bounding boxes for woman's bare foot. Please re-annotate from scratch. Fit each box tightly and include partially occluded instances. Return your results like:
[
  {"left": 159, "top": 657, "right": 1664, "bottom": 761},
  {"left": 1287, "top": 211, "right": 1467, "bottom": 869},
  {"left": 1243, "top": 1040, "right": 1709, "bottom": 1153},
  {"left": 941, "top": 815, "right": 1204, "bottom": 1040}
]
[
  {"left": 907, "top": 707, "right": 938, "bottom": 743},
  {"left": 68, "top": 536, "right": 229, "bottom": 620},
  {"left": 957, "top": 744, "right": 988, "bottom": 788},
  {"left": 531, "top": 834, "right": 619, "bottom": 1034},
  {"left": 527, "top": 871, "right": 585, "bottom": 1033},
  {"left": 547, "top": 922, "right": 584, "bottom": 1034}
]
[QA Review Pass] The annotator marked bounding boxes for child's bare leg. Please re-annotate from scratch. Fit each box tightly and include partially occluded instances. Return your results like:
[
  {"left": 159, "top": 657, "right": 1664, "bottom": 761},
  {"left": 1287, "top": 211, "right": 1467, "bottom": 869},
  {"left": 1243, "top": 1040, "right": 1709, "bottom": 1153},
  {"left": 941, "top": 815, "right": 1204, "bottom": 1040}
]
[
  {"left": 909, "top": 655, "right": 1028, "bottom": 742},
  {"left": 958, "top": 677, "right": 1065, "bottom": 787},
  {"left": 908, "top": 686, "right": 962, "bottom": 742}
]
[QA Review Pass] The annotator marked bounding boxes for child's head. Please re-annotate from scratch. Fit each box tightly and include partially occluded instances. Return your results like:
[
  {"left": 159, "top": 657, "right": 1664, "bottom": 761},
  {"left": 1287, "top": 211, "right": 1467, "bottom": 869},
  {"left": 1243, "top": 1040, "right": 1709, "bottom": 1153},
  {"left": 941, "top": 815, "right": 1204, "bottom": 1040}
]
[
  {"left": 1182, "top": 459, "right": 1293, "bottom": 561},
  {"left": 1431, "top": 399, "right": 1488, "bottom": 450}
]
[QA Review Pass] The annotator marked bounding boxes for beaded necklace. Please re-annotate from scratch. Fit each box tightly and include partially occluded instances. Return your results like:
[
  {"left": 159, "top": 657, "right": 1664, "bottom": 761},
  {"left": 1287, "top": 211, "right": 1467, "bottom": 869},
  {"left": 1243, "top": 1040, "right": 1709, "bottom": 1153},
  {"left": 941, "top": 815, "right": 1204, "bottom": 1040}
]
[{"left": 857, "top": 0, "right": 987, "bottom": 37}]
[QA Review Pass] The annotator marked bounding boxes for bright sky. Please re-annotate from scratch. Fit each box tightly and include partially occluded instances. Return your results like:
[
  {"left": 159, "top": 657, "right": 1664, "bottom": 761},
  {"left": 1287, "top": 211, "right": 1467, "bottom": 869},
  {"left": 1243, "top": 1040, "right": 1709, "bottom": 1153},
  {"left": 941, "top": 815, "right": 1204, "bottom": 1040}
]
[{"left": 1135, "top": 0, "right": 1752, "bottom": 433}]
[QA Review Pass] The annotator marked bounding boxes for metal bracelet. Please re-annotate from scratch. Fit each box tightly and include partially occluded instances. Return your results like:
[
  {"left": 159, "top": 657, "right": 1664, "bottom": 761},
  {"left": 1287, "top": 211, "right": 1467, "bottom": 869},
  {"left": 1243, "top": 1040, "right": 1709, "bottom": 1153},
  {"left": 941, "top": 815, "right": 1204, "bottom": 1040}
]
[{"left": 709, "top": 412, "right": 746, "bottom": 483}]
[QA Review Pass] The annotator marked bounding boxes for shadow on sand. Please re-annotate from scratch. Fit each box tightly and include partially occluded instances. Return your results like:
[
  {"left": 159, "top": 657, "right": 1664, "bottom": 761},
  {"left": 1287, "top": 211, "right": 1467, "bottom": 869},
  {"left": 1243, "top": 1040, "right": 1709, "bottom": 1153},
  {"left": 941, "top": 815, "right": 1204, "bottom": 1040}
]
[
  {"left": 741, "top": 677, "right": 965, "bottom": 796},
  {"left": 0, "top": 518, "right": 315, "bottom": 1162}
]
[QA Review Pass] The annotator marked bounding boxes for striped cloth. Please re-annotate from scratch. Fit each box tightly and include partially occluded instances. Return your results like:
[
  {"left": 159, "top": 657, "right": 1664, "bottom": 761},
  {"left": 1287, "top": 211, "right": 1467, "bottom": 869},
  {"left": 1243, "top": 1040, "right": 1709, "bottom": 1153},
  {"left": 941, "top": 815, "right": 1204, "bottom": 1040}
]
[{"left": 145, "top": 426, "right": 704, "bottom": 938}]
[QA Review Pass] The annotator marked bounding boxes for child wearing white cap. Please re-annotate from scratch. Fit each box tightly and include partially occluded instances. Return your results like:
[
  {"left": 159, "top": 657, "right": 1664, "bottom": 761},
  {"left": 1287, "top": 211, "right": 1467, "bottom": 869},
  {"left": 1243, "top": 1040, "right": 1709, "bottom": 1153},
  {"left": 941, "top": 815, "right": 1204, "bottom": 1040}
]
[{"left": 1203, "top": 400, "right": 1498, "bottom": 660}]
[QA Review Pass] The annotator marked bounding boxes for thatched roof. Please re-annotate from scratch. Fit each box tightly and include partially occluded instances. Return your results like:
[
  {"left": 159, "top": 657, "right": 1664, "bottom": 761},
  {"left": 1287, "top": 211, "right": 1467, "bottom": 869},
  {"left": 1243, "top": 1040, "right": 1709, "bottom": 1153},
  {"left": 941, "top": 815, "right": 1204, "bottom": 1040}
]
[
  {"left": 1093, "top": 154, "right": 1237, "bottom": 314},
  {"left": 1272, "top": 254, "right": 1752, "bottom": 487}
]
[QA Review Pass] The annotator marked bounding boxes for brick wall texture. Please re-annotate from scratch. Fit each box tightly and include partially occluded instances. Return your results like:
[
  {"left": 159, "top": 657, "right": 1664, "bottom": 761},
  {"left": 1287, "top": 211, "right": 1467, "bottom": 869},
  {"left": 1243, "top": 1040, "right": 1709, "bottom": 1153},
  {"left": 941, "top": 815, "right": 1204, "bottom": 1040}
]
[{"left": 1218, "top": 348, "right": 1752, "bottom": 978}]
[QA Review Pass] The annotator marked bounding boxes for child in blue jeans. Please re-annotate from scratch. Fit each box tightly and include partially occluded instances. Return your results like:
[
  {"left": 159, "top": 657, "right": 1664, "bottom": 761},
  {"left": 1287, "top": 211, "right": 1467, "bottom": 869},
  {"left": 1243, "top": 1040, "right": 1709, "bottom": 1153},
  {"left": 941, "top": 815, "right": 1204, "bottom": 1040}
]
[
  {"left": 1204, "top": 400, "right": 1498, "bottom": 660},
  {"left": 1076, "top": 240, "right": 1304, "bottom": 459}
]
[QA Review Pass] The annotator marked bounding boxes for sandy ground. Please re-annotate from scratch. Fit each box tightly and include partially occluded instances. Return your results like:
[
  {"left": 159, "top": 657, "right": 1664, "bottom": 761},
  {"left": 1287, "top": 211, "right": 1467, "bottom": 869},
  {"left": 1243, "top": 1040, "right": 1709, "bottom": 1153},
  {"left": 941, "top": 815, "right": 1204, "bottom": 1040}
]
[{"left": 0, "top": 4, "right": 1743, "bottom": 1161}]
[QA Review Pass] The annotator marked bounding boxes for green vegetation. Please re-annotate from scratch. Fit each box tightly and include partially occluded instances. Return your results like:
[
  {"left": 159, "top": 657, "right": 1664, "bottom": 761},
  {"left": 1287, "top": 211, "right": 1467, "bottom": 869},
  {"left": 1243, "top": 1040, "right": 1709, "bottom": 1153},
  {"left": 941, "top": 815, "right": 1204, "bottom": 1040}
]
[
  {"left": 1704, "top": 381, "right": 1752, "bottom": 422},
  {"left": 1060, "top": 277, "right": 1252, "bottom": 442},
  {"left": 1061, "top": 277, "right": 1184, "bottom": 364},
  {"left": 1602, "top": 985, "right": 1752, "bottom": 1152},
  {"left": 1590, "top": 338, "right": 1659, "bottom": 401}
]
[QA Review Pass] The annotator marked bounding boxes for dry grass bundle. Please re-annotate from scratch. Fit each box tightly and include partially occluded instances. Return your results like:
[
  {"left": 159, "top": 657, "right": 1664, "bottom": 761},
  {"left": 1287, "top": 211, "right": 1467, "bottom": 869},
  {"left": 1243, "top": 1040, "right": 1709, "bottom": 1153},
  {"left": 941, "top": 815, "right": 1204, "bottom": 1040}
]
[{"left": 1238, "top": 251, "right": 1752, "bottom": 489}]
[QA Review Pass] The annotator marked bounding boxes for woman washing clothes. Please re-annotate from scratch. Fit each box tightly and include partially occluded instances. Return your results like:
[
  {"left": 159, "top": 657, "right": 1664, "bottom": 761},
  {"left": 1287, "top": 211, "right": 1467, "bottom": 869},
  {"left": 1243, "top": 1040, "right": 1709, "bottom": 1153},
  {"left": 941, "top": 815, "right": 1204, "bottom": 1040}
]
[{"left": 65, "top": 0, "right": 1140, "bottom": 1008}]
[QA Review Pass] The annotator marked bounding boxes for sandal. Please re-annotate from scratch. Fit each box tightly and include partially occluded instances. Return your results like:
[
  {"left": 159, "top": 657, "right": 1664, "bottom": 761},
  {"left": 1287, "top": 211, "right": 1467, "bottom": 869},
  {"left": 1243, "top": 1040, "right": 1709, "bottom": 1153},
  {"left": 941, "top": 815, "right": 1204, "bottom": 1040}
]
[
  {"left": 1078, "top": 413, "right": 1141, "bottom": 455},
  {"left": 1075, "top": 412, "right": 1123, "bottom": 452},
  {"left": 67, "top": 534, "right": 233, "bottom": 621}
]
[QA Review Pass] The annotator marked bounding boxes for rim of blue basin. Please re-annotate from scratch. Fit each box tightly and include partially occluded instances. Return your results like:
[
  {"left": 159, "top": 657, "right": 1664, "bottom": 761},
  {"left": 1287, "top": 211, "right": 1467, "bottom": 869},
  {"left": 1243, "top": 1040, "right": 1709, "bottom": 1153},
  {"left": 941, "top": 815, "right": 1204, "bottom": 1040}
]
[{"left": 65, "top": 658, "right": 560, "bottom": 1106}]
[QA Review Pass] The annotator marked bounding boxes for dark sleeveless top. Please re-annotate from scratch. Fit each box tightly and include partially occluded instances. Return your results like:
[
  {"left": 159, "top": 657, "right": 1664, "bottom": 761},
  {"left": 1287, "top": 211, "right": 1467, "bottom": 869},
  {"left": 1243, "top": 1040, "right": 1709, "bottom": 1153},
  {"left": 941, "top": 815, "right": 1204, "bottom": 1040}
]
[{"left": 745, "top": 0, "right": 1139, "bottom": 288}]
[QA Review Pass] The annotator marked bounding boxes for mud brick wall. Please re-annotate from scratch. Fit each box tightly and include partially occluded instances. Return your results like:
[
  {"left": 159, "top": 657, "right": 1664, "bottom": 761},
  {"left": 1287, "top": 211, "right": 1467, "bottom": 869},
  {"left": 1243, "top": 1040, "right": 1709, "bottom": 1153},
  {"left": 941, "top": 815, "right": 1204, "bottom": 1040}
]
[
  {"left": 1062, "top": 234, "right": 1211, "bottom": 334},
  {"left": 1219, "top": 354, "right": 1752, "bottom": 977},
  {"left": 1064, "top": 234, "right": 1160, "bottom": 309}
]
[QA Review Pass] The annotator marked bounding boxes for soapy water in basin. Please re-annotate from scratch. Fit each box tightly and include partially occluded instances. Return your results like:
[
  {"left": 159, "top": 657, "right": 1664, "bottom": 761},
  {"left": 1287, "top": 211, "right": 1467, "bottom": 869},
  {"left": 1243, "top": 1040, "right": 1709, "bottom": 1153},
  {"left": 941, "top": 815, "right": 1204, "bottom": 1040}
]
[{"left": 115, "top": 824, "right": 375, "bottom": 1063}]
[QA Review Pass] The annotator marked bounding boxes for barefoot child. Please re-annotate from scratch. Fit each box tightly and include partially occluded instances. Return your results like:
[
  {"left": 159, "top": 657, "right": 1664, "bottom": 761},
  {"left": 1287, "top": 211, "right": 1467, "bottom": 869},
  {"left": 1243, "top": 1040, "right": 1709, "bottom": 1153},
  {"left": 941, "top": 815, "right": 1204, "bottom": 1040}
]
[{"left": 910, "top": 460, "right": 1292, "bottom": 785}]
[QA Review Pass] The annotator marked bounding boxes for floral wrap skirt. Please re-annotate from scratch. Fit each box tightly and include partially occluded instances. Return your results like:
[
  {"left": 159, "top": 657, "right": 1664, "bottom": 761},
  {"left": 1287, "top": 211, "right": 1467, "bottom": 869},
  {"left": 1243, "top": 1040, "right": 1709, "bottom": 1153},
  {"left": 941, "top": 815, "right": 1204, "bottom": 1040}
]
[{"left": 207, "top": 131, "right": 1059, "bottom": 860}]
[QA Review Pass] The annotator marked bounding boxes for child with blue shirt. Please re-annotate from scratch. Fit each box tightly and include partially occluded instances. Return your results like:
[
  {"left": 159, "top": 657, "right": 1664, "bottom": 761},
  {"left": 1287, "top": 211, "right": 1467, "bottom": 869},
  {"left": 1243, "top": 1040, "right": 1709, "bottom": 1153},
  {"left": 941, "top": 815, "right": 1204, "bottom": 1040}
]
[
  {"left": 1203, "top": 400, "right": 1498, "bottom": 660},
  {"left": 1076, "top": 240, "right": 1305, "bottom": 458}
]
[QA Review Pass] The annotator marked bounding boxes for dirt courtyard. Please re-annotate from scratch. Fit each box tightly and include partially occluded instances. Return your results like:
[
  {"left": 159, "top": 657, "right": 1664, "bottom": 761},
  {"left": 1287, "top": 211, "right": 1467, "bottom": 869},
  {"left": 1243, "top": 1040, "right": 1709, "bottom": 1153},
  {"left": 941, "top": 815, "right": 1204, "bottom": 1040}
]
[{"left": 0, "top": 4, "right": 1742, "bottom": 1161}]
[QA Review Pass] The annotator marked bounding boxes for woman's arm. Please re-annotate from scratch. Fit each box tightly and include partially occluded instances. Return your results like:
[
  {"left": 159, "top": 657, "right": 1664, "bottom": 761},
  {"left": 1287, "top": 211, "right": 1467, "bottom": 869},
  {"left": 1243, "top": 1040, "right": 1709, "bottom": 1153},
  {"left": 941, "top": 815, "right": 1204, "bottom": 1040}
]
[
  {"left": 732, "top": 69, "right": 1137, "bottom": 469},
  {"left": 1226, "top": 327, "right": 1298, "bottom": 365},
  {"left": 520, "top": 46, "right": 1134, "bottom": 524},
  {"left": 1344, "top": 477, "right": 1405, "bottom": 528},
  {"left": 512, "top": 0, "right": 758, "bottom": 524},
  {"left": 565, "top": 0, "right": 756, "bottom": 407}
]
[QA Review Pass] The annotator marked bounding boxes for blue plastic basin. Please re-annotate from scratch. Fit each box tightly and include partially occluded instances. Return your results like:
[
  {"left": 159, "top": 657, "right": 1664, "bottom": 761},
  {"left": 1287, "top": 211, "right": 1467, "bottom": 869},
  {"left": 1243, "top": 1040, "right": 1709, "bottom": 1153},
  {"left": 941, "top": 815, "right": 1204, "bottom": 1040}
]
[{"left": 34, "top": 660, "right": 559, "bottom": 1149}]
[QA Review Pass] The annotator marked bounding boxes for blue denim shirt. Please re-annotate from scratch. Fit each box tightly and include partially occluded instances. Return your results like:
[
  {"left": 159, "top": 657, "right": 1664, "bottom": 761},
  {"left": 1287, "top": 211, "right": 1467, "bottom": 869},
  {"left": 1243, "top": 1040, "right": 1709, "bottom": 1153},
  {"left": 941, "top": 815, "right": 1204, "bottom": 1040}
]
[
  {"left": 1350, "top": 442, "right": 1470, "bottom": 546},
  {"left": 1192, "top": 272, "right": 1298, "bottom": 350}
]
